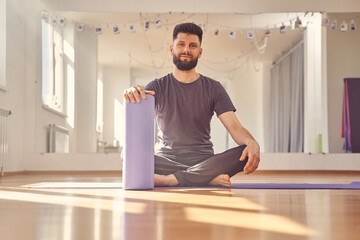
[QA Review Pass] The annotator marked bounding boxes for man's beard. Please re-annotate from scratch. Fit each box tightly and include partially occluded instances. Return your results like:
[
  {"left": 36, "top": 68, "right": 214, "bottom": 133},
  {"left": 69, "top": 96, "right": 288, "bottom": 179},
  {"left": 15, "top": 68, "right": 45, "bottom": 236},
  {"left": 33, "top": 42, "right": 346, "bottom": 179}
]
[{"left": 173, "top": 54, "right": 199, "bottom": 71}]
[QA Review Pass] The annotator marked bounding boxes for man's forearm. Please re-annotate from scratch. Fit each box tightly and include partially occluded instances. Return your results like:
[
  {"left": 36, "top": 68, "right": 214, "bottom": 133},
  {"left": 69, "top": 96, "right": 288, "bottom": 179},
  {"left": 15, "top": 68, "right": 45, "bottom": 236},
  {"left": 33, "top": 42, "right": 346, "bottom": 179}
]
[
  {"left": 230, "top": 126, "right": 257, "bottom": 146},
  {"left": 219, "top": 111, "right": 259, "bottom": 147}
]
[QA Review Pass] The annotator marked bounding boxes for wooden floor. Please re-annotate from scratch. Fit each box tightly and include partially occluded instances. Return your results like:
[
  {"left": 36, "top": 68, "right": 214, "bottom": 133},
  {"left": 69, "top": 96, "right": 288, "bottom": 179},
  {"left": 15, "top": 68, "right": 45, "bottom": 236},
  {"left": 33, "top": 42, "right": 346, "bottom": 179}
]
[{"left": 0, "top": 171, "right": 359, "bottom": 240}]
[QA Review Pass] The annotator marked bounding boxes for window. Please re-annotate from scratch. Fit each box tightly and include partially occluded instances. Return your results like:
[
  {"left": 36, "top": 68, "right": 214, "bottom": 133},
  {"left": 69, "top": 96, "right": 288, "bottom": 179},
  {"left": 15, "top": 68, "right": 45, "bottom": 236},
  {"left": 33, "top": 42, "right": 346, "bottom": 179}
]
[{"left": 42, "top": 18, "right": 65, "bottom": 113}]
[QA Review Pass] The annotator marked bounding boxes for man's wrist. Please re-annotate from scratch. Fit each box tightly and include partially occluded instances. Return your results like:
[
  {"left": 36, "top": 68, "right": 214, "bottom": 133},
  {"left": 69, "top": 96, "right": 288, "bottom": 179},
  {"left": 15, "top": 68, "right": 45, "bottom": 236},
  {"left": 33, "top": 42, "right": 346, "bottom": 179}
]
[{"left": 245, "top": 139, "right": 258, "bottom": 146}]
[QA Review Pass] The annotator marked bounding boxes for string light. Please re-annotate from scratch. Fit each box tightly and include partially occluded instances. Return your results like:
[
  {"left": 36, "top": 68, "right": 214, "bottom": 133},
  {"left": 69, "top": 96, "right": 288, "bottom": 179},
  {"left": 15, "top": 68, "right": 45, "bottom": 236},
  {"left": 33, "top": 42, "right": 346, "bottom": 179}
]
[
  {"left": 43, "top": 11, "right": 359, "bottom": 73},
  {"left": 45, "top": 11, "right": 359, "bottom": 35}
]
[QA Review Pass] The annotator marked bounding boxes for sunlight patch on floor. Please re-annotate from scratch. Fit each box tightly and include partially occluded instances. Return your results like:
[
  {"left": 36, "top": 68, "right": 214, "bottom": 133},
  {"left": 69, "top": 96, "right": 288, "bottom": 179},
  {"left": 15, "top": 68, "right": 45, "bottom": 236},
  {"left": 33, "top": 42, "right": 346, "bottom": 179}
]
[
  {"left": 184, "top": 207, "right": 318, "bottom": 236},
  {"left": 0, "top": 189, "right": 145, "bottom": 214},
  {"left": 22, "top": 182, "right": 266, "bottom": 211}
]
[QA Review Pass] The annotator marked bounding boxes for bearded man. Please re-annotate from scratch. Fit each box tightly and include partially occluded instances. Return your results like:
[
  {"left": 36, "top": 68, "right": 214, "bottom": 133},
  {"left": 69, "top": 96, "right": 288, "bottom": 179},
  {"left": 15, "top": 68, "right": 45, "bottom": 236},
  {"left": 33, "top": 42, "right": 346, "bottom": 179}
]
[{"left": 124, "top": 23, "right": 260, "bottom": 187}]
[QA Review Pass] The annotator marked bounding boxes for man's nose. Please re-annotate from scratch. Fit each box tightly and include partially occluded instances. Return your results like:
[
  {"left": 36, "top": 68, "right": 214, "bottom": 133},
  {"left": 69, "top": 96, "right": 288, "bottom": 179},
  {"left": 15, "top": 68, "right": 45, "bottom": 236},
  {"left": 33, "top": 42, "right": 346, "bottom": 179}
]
[{"left": 182, "top": 45, "right": 190, "bottom": 53}]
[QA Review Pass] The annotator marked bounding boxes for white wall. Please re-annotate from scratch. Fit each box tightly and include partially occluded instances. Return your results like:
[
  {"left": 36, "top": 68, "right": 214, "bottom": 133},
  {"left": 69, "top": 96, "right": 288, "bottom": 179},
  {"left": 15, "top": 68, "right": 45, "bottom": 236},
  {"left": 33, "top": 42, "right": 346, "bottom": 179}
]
[
  {"left": 0, "top": 0, "right": 5, "bottom": 88},
  {"left": 74, "top": 24, "right": 98, "bottom": 152},
  {"left": 327, "top": 13, "right": 360, "bottom": 153},
  {"left": 0, "top": 0, "right": 27, "bottom": 171},
  {"left": 227, "top": 63, "right": 264, "bottom": 151},
  {"left": 102, "top": 65, "right": 131, "bottom": 147},
  {"left": 262, "top": 61, "right": 272, "bottom": 152}
]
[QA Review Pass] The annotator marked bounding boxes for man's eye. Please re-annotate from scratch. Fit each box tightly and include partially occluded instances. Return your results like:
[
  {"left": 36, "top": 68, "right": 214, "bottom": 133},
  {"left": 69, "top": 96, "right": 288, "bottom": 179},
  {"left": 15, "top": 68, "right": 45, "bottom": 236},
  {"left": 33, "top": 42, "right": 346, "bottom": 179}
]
[{"left": 191, "top": 44, "right": 197, "bottom": 48}]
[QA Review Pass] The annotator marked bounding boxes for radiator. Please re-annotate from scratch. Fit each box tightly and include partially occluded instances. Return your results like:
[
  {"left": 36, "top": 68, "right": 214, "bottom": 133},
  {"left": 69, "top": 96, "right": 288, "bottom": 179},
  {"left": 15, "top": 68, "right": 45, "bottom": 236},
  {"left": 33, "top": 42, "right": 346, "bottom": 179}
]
[
  {"left": 0, "top": 108, "right": 11, "bottom": 177},
  {"left": 47, "top": 124, "right": 69, "bottom": 153}
]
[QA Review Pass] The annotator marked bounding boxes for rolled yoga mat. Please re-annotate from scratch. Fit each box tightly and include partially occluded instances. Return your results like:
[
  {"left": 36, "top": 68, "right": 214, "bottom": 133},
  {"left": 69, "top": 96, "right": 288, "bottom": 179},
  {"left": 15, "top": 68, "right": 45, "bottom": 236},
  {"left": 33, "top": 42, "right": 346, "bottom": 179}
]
[{"left": 123, "top": 94, "right": 154, "bottom": 190}]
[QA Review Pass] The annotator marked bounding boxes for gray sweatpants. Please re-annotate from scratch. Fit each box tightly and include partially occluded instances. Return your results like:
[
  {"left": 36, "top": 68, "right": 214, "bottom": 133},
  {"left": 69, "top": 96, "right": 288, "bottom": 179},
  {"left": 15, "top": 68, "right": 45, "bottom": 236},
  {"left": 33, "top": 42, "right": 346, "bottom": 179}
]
[{"left": 155, "top": 145, "right": 248, "bottom": 187}]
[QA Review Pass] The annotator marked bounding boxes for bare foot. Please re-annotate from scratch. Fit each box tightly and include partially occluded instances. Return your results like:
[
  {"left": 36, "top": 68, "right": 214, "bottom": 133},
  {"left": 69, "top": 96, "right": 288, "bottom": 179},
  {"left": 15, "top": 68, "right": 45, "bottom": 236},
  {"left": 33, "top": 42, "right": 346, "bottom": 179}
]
[
  {"left": 209, "top": 174, "right": 231, "bottom": 187},
  {"left": 154, "top": 174, "right": 179, "bottom": 186}
]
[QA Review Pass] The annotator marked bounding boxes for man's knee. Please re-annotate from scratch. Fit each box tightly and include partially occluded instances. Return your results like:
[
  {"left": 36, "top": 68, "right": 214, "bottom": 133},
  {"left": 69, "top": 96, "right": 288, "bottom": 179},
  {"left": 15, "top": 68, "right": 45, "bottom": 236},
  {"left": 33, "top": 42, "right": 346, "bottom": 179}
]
[{"left": 225, "top": 145, "right": 247, "bottom": 157}]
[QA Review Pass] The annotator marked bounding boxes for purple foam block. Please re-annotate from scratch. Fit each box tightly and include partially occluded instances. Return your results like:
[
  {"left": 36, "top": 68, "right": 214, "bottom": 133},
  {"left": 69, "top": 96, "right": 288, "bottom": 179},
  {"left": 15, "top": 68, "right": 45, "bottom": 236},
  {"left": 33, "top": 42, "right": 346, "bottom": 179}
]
[{"left": 124, "top": 95, "right": 154, "bottom": 190}]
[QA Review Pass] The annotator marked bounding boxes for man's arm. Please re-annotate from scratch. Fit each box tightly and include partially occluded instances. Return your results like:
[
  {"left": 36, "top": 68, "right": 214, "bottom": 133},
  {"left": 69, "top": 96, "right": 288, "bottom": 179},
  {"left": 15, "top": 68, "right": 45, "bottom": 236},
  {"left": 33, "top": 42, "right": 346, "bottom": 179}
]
[{"left": 218, "top": 111, "right": 260, "bottom": 175}]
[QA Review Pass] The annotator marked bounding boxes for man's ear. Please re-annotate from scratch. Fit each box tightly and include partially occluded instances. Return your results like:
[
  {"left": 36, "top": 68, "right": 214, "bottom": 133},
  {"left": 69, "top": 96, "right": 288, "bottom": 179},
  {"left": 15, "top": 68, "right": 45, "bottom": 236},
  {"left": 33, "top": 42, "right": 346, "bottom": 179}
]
[
  {"left": 170, "top": 44, "right": 173, "bottom": 55},
  {"left": 198, "top": 48, "right": 203, "bottom": 58}
]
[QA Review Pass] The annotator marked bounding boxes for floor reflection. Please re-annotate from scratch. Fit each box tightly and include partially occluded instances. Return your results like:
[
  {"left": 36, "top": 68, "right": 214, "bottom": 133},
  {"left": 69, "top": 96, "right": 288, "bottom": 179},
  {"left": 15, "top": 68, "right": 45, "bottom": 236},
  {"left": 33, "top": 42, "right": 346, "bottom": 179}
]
[{"left": 2, "top": 178, "right": 360, "bottom": 240}]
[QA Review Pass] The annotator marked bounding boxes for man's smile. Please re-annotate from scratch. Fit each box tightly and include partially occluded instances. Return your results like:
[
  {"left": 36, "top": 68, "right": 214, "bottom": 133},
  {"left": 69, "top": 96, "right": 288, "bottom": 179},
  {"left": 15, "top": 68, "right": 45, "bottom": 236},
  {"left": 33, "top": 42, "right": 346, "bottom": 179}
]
[{"left": 180, "top": 54, "right": 192, "bottom": 60}]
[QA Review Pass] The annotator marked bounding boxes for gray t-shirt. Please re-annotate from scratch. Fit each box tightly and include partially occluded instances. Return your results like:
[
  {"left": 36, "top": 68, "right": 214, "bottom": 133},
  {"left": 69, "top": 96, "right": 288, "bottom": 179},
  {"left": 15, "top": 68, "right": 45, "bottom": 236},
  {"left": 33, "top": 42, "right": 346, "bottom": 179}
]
[{"left": 145, "top": 73, "right": 236, "bottom": 163}]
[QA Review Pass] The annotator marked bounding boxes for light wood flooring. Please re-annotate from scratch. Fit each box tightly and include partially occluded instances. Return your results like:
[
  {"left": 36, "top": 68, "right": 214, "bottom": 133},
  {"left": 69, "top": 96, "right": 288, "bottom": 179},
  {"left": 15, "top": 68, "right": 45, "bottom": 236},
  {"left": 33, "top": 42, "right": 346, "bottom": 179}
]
[{"left": 0, "top": 171, "right": 359, "bottom": 240}]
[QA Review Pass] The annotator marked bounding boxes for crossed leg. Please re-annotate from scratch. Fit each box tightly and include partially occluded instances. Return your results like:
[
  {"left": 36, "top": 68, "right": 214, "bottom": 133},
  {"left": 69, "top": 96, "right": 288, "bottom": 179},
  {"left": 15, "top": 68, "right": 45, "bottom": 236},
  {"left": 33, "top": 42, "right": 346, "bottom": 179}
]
[{"left": 154, "top": 145, "right": 248, "bottom": 187}]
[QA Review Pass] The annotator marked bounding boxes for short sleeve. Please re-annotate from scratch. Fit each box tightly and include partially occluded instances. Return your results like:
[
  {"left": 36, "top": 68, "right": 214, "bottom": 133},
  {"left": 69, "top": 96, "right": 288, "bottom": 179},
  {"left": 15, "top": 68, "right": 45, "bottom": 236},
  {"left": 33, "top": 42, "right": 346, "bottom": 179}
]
[
  {"left": 144, "top": 79, "right": 160, "bottom": 107},
  {"left": 213, "top": 82, "right": 236, "bottom": 117}
]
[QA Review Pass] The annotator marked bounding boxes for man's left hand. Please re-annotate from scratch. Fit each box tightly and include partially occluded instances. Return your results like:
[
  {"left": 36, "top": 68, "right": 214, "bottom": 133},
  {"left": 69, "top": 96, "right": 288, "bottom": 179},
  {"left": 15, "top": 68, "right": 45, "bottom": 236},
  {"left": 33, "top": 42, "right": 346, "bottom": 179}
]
[{"left": 239, "top": 140, "right": 260, "bottom": 175}]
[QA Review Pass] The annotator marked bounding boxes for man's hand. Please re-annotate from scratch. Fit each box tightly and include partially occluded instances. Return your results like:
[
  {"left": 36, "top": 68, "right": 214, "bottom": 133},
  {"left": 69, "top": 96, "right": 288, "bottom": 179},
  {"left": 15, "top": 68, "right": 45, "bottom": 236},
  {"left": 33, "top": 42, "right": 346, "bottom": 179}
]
[
  {"left": 240, "top": 140, "right": 260, "bottom": 175},
  {"left": 123, "top": 85, "right": 155, "bottom": 103}
]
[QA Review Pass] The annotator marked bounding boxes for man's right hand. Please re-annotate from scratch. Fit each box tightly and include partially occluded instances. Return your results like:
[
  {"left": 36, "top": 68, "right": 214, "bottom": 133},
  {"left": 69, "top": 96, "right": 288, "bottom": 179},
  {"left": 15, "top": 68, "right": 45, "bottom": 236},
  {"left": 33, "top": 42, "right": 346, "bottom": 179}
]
[{"left": 123, "top": 86, "right": 155, "bottom": 103}]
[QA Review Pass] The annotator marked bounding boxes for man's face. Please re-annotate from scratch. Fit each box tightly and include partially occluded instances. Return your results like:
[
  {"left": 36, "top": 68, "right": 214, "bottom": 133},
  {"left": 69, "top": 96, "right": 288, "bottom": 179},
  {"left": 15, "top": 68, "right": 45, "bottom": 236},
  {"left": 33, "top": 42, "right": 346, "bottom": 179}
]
[{"left": 170, "top": 32, "right": 202, "bottom": 71}]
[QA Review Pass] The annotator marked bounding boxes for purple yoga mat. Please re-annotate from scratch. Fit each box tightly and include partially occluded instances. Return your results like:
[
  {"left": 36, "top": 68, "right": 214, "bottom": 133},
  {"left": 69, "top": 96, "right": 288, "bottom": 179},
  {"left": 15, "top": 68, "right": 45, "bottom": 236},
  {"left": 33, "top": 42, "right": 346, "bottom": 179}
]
[
  {"left": 123, "top": 95, "right": 154, "bottom": 190},
  {"left": 29, "top": 182, "right": 360, "bottom": 189},
  {"left": 229, "top": 182, "right": 360, "bottom": 189}
]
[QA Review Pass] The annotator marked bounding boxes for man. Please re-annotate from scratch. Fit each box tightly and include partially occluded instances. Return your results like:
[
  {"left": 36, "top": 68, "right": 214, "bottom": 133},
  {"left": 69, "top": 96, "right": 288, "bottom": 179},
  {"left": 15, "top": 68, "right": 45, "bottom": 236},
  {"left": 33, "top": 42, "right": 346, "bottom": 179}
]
[{"left": 124, "top": 23, "right": 260, "bottom": 187}]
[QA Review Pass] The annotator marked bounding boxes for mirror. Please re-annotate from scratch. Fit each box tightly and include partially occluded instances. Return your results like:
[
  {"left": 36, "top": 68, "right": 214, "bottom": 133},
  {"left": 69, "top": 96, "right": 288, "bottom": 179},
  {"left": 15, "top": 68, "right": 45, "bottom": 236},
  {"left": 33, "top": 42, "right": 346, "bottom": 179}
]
[{"left": 35, "top": 12, "right": 360, "bottom": 153}]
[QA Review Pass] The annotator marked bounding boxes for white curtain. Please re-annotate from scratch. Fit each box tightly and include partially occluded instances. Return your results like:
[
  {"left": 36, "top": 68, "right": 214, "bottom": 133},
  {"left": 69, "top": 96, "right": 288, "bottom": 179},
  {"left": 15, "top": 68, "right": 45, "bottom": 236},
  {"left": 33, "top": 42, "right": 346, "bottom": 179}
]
[{"left": 270, "top": 42, "right": 304, "bottom": 152}]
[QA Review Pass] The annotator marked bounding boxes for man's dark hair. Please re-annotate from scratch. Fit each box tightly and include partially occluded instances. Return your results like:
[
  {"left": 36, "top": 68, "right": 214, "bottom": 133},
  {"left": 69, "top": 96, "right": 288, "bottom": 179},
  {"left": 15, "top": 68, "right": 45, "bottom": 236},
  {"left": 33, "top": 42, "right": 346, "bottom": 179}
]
[{"left": 173, "top": 23, "right": 203, "bottom": 44}]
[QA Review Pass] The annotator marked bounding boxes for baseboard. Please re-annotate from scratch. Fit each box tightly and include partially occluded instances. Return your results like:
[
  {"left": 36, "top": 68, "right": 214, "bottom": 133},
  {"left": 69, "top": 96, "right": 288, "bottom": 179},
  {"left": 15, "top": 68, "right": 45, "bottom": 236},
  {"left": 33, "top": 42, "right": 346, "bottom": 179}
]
[
  {"left": 2, "top": 170, "right": 358, "bottom": 178},
  {"left": 1, "top": 170, "right": 123, "bottom": 177},
  {"left": 1, "top": 171, "right": 25, "bottom": 177},
  {"left": 24, "top": 152, "right": 360, "bottom": 171},
  {"left": 258, "top": 153, "right": 360, "bottom": 170},
  {"left": 23, "top": 170, "right": 122, "bottom": 175}
]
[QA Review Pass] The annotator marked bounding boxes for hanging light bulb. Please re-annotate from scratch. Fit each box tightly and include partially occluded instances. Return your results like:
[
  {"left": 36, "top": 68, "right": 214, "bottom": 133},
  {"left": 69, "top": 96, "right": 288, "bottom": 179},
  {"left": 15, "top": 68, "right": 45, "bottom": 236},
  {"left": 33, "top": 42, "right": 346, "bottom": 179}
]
[
  {"left": 51, "top": 16, "right": 58, "bottom": 26},
  {"left": 340, "top": 20, "right": 348, "bottom": 32},
  {"left": 76, "top": 23, "right": 84, "bottom": 32},
  {"left": 229, "top": 30, "right": 236, "bottom": 39},
  {"left": 290, "top": 19, "right": 295, "bottom": 30},
  {"left": 113, "top": 25, "right": 120, "bottom": 35},
  {"left": 322, "top": 17, "right": 329, "bottom": 27},
  {"left": 265, "top": 28, "right": 271, "bottom": 37},
  {"left": 59, "top": 18, "right": 66, "bottom": 27},
  {"left": 246, "top": 30, "right": 254, "bottom": 40},
  {"left": 145, "top": 20, "right": 150, "bottom": 31},
  {"left": 155, "top": 19, "right": 162, "bottom": 28},
  {"left": 295, "top": 16, "right": 302, "bottom": 28},
  {"left": 42, "top": 11, "right": 49, "bottom": 22},
  {"left": 95, "top": 25, "right": 102, "bottom": 34},
  {"left": 130, "top": 24, "right": 136, "bottom": 33},
  {"left": 330, "top": 19, "right": 337, "bottom": 30},
  {"left": 280, "top": 23, "right": 286, "bottom": 33},
  {"left": 350, "top": 19, "right": 356, "bottom": 30}
]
